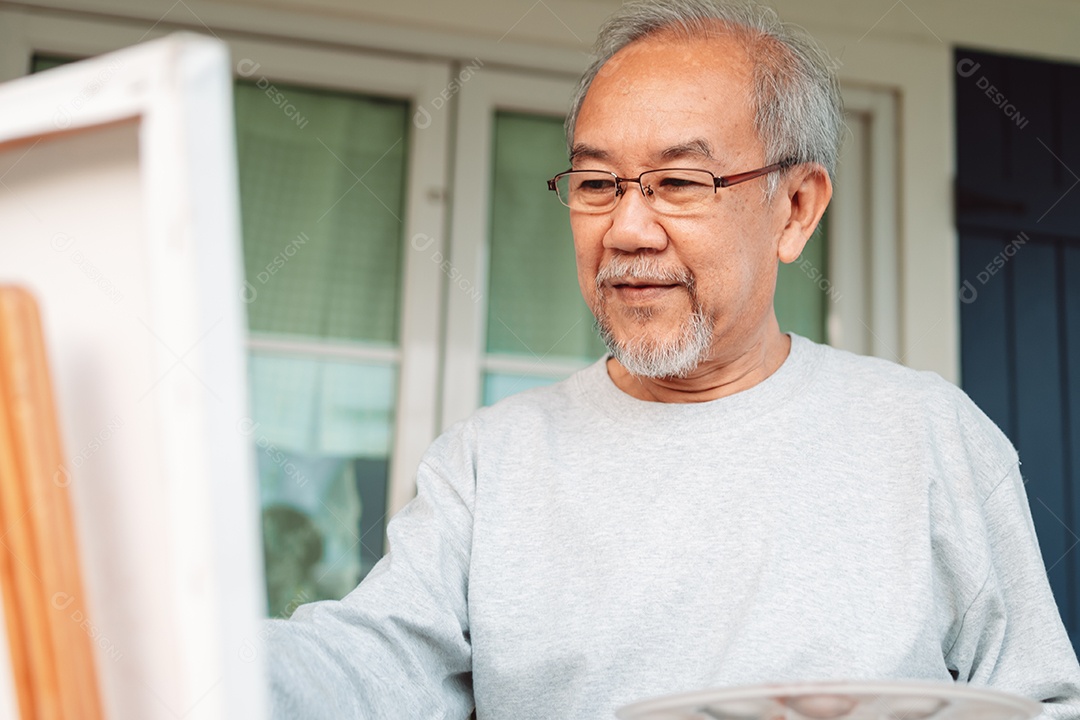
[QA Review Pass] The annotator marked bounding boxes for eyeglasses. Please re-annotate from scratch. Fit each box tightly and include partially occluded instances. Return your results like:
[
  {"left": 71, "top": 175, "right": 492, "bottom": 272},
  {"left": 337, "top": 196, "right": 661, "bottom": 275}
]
[{"left": 546, "top": 159, "right": 797, "bottom": 214}]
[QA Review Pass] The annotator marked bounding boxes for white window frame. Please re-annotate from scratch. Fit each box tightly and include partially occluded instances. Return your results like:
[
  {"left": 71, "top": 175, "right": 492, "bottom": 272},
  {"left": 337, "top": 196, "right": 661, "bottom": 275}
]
[
  {"left": 0, "top": 7, "right": 453, "bottom": 519},
  {"left": 441, "top": 68, "right": 583, "bottom": 430},
  {"left": 830, "top": 85, "right": 901, "bottom": 361}
]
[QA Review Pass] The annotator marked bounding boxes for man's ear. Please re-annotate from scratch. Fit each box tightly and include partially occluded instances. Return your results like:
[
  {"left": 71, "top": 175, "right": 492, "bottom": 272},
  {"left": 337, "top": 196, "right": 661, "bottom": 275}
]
[{"left": 777, "top": 164, "right": 833, "bottom": 264}]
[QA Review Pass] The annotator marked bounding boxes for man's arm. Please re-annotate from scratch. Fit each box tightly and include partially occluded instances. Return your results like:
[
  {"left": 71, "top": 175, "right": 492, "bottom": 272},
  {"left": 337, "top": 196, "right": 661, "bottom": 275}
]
[
  {"left": 945, "top": 461, "right": 1080, "bottom": 718},
  {"left": 264, "top": 451, "right": 475, "bottom": 719}
]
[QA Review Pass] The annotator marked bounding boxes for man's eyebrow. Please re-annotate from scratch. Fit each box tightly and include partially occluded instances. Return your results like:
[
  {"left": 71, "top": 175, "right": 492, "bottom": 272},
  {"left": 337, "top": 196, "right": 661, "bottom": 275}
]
[
  {"left": 569, "top": 143, "right": 609, "bottom": 164},
  {"left": 569, "top": 139, "right": 718, "bottom": 166},
  {"left": 659, "top": 139, "right": 716, "bottom": 163}
]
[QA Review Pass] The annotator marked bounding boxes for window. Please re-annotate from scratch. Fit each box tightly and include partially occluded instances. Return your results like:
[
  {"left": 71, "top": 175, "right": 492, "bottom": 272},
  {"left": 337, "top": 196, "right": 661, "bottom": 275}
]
[
  {"left": 20, "top": 27, "right": 453, "bottom": 617},
  {"left": 237, "top": 80, "right": 411, "bottom": 614},
  {"left": 482, "top": 111, "right": 607, "bottom": 404},
  {"left": 226, "top": 45, "right": 454, "bottom": 617}
]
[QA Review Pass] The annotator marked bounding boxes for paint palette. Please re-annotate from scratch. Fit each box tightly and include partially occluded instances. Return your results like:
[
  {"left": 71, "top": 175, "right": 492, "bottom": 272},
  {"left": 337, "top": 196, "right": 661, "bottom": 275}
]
[{"left": 616, "top": 680, "right": 1041, "bottom": 720}]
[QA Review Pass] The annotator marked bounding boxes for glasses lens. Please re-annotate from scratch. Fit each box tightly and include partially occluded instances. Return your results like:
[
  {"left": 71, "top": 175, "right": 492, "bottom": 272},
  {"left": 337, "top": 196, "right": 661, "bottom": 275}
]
[
  {"left": 557, "top": 172, "right": 617, "bottom": 211},
  {"left": 641, "top": 169, "right": 715, "bottom": 211}
]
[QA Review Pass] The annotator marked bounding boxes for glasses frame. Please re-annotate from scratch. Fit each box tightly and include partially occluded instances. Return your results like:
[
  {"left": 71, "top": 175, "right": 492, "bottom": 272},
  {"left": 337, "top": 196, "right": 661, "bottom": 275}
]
[{"left": 546, "top": 158, "right": 799, "bottom": 213}]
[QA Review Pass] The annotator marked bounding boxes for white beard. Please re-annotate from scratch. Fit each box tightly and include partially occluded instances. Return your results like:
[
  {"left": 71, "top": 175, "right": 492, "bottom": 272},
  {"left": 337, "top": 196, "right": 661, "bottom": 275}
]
[{"left": 592, "top": 255, "right": 714, "bottom": 379}]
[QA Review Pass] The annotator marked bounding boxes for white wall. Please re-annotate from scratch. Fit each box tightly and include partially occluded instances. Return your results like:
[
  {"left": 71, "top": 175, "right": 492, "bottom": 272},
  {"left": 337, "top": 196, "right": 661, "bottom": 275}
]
[{"left": 4, "top": 0, "right": 1077, "bottom": 379}]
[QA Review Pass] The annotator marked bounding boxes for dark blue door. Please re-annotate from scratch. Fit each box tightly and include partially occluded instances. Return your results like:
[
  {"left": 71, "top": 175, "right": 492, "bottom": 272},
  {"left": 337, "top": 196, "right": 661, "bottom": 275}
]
[{"left": 956, "top": 48, "right": 1080, "bottom": 650}]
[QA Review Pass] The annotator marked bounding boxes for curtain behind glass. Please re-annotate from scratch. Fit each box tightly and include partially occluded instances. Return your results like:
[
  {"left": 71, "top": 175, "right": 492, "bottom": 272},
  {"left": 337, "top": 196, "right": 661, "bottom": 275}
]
[
  {"left": 235, "top": 80, "right": 408, "bottom": 616},
  {"left": 486, "top": 112, "right": 607, "bottom": 360},
  {"left": 235, "top": 80, "right": 407, "bottom": 459},
  {"left": 236, "top": 81, "right": 408, "bottom": 344},
  {"left": 775, "top": 213, "right": 830, "bottom": 343},
  {"left": 30, "top": 55, "right": 76, "bottom": 73}
]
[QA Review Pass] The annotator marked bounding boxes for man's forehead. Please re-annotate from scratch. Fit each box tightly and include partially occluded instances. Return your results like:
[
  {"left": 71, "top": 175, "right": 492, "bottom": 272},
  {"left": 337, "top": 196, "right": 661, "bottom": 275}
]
[
  {"left": 595, "top": 31, "right": 754, "bottom": 86},
  {"left": 573, "top": 34, "right": 759, "bottom": 163}
]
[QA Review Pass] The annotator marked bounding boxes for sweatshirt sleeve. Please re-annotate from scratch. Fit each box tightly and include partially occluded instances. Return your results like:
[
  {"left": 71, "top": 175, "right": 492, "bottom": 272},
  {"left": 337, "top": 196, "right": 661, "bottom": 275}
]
[
  {"left": 945, "top": 460, "right": 1080, "bottom": 719},
  {"left": 263, "top": 439, "right": 476, "bottom": 720}
]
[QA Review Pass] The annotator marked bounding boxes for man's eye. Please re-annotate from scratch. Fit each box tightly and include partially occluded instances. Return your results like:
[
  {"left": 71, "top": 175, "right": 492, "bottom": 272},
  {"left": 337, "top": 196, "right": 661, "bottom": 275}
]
[
  {"left": 658, "top": 176, "right": 707, "bottom": 189},
  {"left": 577, "top": 179, "right": 615, "bottom": 192}
]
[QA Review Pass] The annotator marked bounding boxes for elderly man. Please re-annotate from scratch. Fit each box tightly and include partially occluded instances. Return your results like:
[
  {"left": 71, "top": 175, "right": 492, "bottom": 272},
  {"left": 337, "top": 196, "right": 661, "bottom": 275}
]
[{"left": 267, "top": 1, "right": 1080, "bottom": 717}]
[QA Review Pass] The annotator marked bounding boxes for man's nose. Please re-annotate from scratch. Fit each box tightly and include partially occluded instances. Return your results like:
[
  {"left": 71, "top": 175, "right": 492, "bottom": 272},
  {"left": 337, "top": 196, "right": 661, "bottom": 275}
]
[{"left": 602, "top": 182, "right": 669, "bottom": 254}]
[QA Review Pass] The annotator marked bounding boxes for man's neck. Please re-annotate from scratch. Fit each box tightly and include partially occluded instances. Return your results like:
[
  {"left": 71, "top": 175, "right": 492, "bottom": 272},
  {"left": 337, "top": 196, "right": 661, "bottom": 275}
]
[{"left": 606, "top": 328, "right": 792, "bottom": 403}]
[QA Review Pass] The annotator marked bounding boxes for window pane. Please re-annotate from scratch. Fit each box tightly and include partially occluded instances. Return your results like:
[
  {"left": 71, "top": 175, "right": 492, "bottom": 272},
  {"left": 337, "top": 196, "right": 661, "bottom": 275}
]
[
  {"left": 249, "top": 352, "right": 395, "bottom": 617},
  {"left": 482, "top": 372, "right": 559, "bottom": 406},
  {"left": 30, "top": 55, "right": 78, "bottom": 73},
  {"left": 485, "top": 111, "right": 607, "bottom": 360},
  {"left": 236, "top": 79, "right": 410, "bottom": 617},
  {"left": 235, "top": 81, "right": 409, "bottom": 343},
  {"left": 775, "top": 213, "right": 830, "bottom": 343}
]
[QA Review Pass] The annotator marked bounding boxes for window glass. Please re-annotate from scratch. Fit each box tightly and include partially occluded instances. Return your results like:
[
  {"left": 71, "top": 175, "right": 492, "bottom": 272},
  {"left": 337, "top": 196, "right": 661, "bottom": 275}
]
[
  {"left": 235, "top": 79, "right": 409, "bottom": 616},
  {"left": 483, "top": 112, "right": 605, "bottom": 405},
  {"left": 30, "top": 54, "right": 77, "bottom": 72},
  {"left": 485, "top": 112, "right": 606, "bottom": 360},
  {"left": 775, "top": 214, "right": 830, "bottom": 343},
  {"left": 249, "top": 353, "right": 395, "bottom": 618},
  {"left": 236, "top": 81, "right": 408, "bottom": 344},
  {"left": 482, "top": 372, "right": 560, "bottom": 405}
]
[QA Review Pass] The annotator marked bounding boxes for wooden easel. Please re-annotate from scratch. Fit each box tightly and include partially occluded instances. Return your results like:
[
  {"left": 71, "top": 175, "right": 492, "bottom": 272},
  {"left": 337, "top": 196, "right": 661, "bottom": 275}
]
[{"left": 0, "top": 286, "right": 104, "bottom": 719}]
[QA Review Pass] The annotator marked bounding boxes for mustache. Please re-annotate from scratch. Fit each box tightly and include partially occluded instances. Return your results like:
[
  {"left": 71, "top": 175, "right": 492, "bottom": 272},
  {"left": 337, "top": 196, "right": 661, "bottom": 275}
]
[{"left": 594, "top": 255, "right": 694, "bottom": 290}]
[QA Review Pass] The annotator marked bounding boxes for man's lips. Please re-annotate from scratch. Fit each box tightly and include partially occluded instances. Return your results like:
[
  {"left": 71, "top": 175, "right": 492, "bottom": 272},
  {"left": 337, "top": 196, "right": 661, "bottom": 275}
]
[{"left": 607, "top": 282, "right": 682, "bottom": 303}]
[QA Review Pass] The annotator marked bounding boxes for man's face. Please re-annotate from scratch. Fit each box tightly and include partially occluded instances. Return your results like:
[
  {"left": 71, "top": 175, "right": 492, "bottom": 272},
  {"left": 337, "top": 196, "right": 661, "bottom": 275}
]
[{"left": 571, "top": 33, "right": 789, "bottom": 377}]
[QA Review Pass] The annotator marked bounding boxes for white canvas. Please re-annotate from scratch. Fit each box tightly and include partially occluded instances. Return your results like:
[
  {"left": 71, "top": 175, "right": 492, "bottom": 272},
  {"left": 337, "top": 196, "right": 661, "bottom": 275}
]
[
  {"left": 0, "top": 34, "right": 266, "bottom": 720},
  {"left": 0, "top": 586, "right": 17, "bottom": 719}
]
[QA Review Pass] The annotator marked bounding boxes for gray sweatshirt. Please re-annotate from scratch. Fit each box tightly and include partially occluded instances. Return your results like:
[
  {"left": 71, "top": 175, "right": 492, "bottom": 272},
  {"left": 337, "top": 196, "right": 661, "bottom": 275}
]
[{"left": 266, "top": 334, "right": 1080, "bottom": 719}]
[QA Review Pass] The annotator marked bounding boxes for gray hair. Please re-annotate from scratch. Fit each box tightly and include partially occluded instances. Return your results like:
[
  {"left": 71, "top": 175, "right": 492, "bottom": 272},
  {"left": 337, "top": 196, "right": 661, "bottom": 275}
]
[{"left": 566, "top": 0, "right": 844, "bottom": 195}]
